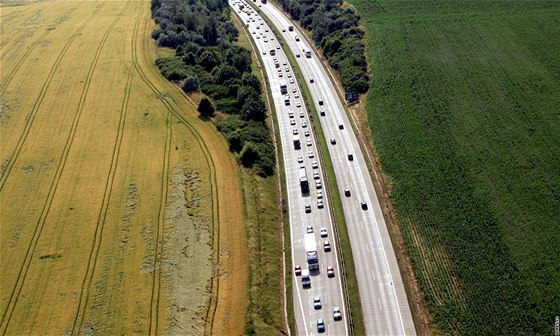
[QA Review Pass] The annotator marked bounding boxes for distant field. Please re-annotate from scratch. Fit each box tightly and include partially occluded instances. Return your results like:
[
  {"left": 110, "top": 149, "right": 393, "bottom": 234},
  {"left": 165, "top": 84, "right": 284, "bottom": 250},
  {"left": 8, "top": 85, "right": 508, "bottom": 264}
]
[
  {"left": 349, "top": 0, "right": 560, "bottom": 334},
  {"left": 0, "top": 1, "right": 246, "bottom": 335}
]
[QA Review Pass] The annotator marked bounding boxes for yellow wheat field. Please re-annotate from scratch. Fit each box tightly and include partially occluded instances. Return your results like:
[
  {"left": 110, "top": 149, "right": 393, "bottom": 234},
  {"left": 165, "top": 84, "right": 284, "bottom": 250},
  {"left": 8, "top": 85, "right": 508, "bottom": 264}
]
[{"left": 0, "top": 1, "right": 247, "bottom": 334}]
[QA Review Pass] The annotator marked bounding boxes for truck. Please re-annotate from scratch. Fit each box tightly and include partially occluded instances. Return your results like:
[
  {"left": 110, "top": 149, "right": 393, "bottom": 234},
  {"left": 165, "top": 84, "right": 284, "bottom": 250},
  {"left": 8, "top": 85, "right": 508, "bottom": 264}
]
[
  {"left": 293, "top": 135, "right": 301, "bottom": 150},
  {"left": 288, "top": 25, "right": 294, "bottom": 32},
  {"left": 304, "top": 233, "right": 319, "bottom": 271},
  {"left": 261, "top": 0, "right": 267, "bottom": 3},
  {"left": 279, "top": 80, "right": 287, "bottom": 94},
  {"left": 239, "top": 3, "right": 245, "bottom": 10},
  {"left": 301, "top": 269, "right": 311, "bottom": 288},
  {"left": 303, "top": 48, "right": 311, "bottom": 58},
  {"left": 299, "top": 167, "right": 309, "bottom": 194}
]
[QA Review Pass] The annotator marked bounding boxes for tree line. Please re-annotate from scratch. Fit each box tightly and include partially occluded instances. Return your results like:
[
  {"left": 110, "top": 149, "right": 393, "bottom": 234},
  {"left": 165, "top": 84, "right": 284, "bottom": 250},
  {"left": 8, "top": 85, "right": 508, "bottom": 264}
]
[
  {"left": 277, "top": 0, "right": 369, "bottom": 93},
  {"left": 151, "top": 0, "right": 275, "bottom": 176}
]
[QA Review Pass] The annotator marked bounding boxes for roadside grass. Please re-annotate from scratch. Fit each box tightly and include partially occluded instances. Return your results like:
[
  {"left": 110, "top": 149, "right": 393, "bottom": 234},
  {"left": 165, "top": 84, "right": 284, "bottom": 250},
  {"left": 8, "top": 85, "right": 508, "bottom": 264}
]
[
  {"left": 250, "top": 4, "right": 366, "bottom": 335},
  {"left": 349, "top": 0, "right": 560, "bottom": 334},
  {"left": 231, "top": 13, "right": 288, "bottom": 335}
]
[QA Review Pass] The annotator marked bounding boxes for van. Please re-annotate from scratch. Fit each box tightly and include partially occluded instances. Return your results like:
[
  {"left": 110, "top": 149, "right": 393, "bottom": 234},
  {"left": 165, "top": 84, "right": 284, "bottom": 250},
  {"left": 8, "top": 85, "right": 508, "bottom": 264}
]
[{"left": 301, "top": 269, "right": 311, "bottom": 288}]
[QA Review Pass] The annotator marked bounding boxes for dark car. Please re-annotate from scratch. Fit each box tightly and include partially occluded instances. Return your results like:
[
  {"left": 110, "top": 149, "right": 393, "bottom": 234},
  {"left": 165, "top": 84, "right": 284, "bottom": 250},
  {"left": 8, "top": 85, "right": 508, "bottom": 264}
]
[
  {"left": 348, "top": 154, "right": 354, "bottom": 161},
  {"left": 361, "top": 202, "right": 368, "bottom": 210},
  {"left": 344, "top": 189, "right": 351, "bottom": 197}
]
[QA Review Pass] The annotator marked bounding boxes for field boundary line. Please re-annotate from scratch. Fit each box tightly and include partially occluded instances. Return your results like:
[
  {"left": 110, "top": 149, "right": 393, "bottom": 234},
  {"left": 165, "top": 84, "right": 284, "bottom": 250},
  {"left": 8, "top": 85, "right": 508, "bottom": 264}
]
[
  {"left": 128, "top": 5, "right": 219, "bottom": 334},
  {"left": 0, "top": 1, "right": 107, "bottom": 191},
  {"left": 70, "top": 1, "right": 137, "bottom": 326},
  {"left": 0, "top": 30, "right": 49, "bottom": 94},
  {"left": 0, "top": 3, "right": 110, "bottom": 333}
]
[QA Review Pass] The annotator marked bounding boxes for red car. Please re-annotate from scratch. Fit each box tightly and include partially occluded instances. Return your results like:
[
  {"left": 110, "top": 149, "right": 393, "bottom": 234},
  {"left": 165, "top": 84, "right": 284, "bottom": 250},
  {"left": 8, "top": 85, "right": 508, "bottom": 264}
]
[
  {"left": 295, "top": 265, "right": 301, "bottom": 276},
  {"left": 323, "top": 241, "right": 331, "bottom": 252},
  {"left": 327, "top": 266, "right": 335, "bottom": 278}
]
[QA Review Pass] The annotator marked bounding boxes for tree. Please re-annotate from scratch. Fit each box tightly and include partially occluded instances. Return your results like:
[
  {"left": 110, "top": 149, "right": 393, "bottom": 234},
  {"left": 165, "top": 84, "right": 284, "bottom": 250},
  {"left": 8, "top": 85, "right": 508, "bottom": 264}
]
[
  {"left": 241, "top": 99, "right": 266, "bottom": 122},
  {"left": 198, "top": 97, "right": 215, "bottom": 117},
  {"left": 183, "top": 76, "right": 199, "bottom": 92},
  {"left": 239, "top": 141, "right": 259, "bottom": 167}
]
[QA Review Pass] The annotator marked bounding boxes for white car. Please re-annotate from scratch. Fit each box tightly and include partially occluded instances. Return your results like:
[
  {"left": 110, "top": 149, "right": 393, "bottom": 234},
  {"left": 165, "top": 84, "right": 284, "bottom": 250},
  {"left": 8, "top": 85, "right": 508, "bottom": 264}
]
[
  {"left": 313, "top": 172, "right": 320, "bottom": 179},
  {"left": 333, "top": 307, "right": 342, "bottom": 320},
  {"left": 296, "top": 101, "right": 302, "bottom": 108},
  {"left": 304, "top": 130, "right": 310, "bottom": 137},
  {"left": 300, "top": 111, "right": 305, "bottom": 118},
  {"left": 289, "top": 78, "right": 294, "bottom": 84},
  {"left": 290, "top": 119, "right": 295, "bottom": 125},
  {"left": 320, "top": 227, "right": 328, "bottom": 237},
  {"left": 302, "top": 122, "right": 307, "bottom": 128},
  {"left": 294, "top": 92, "right": 300, "bottom": 98},
  {"left": 292, "top": 88, "right": 297, "bottom": 93},
  {"left": 312, "top": 161, "right": 318, "bottom": 169},
  {"left": 297, "top": 156, "right": 303, "bottom": 163},
  {"left": 306, "top": 139, "right": 312, "bottom": 147},
  {"left": 292, "top": 128, "right": 298, "bottom": 135},
  {"left": 317, "top": 200, "right": 324, "bottom": 209},
  {"left": 317, "top": 191, "right": 323, "bottom": 199},
  {"left": 307, "top": 225, "right": 313, "bottom": 233},
  {"left": 308, "top": 151, "right": 314, "bottom": 158}
]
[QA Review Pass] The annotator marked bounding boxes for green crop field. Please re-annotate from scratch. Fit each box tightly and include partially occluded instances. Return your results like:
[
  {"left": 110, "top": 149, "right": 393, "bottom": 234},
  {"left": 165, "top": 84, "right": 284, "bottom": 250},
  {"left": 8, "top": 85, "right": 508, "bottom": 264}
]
[{"left": 348, "top": 0, "right": 560, "bottom": 334}]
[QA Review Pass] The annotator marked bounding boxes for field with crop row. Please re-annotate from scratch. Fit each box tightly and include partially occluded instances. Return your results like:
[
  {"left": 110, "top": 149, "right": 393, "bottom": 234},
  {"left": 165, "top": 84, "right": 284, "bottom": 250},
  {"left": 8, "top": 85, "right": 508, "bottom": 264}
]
[
  {"left": 349, "top": 0, "right": 560, "bottom": 334},
  {"left": 0, "top": 1, "right": 247, "bottom": 335}
]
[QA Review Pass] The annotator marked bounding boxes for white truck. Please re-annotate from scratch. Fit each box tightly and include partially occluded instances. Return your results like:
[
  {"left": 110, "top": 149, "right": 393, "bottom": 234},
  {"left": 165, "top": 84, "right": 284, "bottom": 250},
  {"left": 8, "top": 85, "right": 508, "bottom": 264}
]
[{"left": 304, "top": 233, "right": 319, "bottom": 271}]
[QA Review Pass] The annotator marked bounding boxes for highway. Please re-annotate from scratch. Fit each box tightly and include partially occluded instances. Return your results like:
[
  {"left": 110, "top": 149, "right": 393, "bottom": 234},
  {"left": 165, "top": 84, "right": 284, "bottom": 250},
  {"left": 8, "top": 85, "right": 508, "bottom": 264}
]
[
  {"left": 255, "top": 2, "right": 417, "bottom": 335},
  {"left": 233, "top": 2, "right": 349, "bottom": 335}
]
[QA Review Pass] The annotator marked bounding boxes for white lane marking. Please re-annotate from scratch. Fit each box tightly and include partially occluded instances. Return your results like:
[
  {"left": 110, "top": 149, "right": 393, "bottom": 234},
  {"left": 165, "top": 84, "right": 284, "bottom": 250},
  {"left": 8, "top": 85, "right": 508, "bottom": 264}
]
[
  {"left": 378, "top": 299, "right": 383, "bottom": 311},
  {"left": 365, "top": 243, "right": 369, "bottom": 253},
  {"left": 372, "top": 269, "right": 376, "bottom": 280},
  {"left": 360, "top": 220, "right": 363, "bottom": 230}
]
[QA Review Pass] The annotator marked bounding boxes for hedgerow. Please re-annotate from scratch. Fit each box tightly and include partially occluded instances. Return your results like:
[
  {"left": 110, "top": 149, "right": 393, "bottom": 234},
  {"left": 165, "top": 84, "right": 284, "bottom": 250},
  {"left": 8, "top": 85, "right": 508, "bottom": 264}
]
[{"left": 151, "top": 0, "right": 275, "bottom": 176}]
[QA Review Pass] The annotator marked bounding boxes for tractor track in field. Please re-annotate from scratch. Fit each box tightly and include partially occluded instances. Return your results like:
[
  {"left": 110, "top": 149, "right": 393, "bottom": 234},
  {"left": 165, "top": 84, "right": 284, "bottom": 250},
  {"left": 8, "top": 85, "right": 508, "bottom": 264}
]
[
  {"left": 0, "top": 2, "right": 133, "bottom": 334},
  {"left": 129, "top": 5, "right": 220, "bottom": 334},
  {"left": 0, "top": 1, "right": 107, "bottom": 191},
  {"left": 0, "top": 30, "right": 19, "bottom": 49},
  {"left": 70, "top": 3, "right": 136, "bottom": 329},
  {"left": 0, "top": 30, "right": 50, "bottom": 94}
]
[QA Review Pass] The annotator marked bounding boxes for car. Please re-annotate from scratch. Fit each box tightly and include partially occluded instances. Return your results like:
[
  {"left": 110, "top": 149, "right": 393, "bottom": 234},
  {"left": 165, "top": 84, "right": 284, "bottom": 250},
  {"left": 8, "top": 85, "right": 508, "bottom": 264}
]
[
  {"left": 292, "top": 87, "right": 297, "bottom": 93},
  {"left": 256, "top": 35, "right": 260, "bottom": 39},
  {"left": 316, "top": 181, "right": 322, "bottom": 189},
  {"left": 295, "top": 35, "right": 300, "bottom": 41},
  {"left": 265, "top": 28, "right": 269, "bottom": 32},
  {"left": 361, "top": 202, "right": 368, "bottom": 210},
  {"left": 348, "top": 153, "right": 354, "bottom": 161},
  {"left": 296, "top": 53, "right": 300, "bottom": 58},
  {"left": 257, "top": 25, "right": 260, "bottom": 29},
  {"left": 289, "top": 78, "right": 295, "bottom": 84},
  {"left": 313, "top": 297, "right": 322, "bottom": 310},
  {"left": 333, "top": 307, "right": 342, "bottom": 320},
  {"left": 299, "top": 164, "right": 305, "bottom": 169},
  {"left": 271, "top": 36, "right": 275, "bottom": 40},
  {"left": 300, "top": 111, "right": 305, "bottom": 118},
  {"left": 296, "top": 101, "right": 302, "bottom": 108},
  {"left": 297, "top": 156, "right": 303, "bottom": 163},
  {"left": 290, "top": 119, "right": 296, "bottom": 125},
  {"left": 323, "top": 240, "right": 331, "bottom": 251},
  {"left": 294, "top": 92, "right": 299, "bottom": 98},
  {"left": 320, "top": 227, "right": 328, "bottom": 237},
  {"left": 278, "top": 73, "right": 283, "bottom": 77},
  {"left": 307, "top": 139, "right": 312, "bottom": 147},
  {"left": 317, "top": 200, "right": 324, "bottom": 209},
  {"left": 318, "top": 100, "right": 324, "bottom": 105},
  {"left": 327, "top": 266, "right": 335, "bottom": 277},
  {"left": 310, "top": 78, "right": 315, "bottom": 83},
  {"left": 317, "top": 319, "right": 326, "bottom": 333},
  {"left": 285, "top": 67, "right": 290, "bottom": 72},
  {"left": 264, "top": 39, "right": 268, "bottom": 42},
  {"left": 308, "top": 150, "right": 314, "bottom": 158},
  {"left": 276, "top": 45, "right": 280, "bottom": 49},
  {"left": 305, "top": 204, "right": 312, "bottom": 213},
  {"left": 302, "top": 122, "right": 307, "bottom": 128},
  {"left": 338, "top": 124, "right": 344, "bottom": 129},
  {"left": 320, "top": 110, "right": 325, "bottom": 116},
  {"left": 252, "top": 30, "right": 256, "bottom": 34},
  {"left": 295, "top": 265, "right": 301, "bottom": 276},
  {"left": 283, "top": 61, "right": 288, "bottom": 66},
  {"left": 282, "top": 28, "right": 286, "bottom": 32},
  {"left": 262, "top": 51, "right": 266, "bottom": 55},
  {"left": 304, "top": 130, "right": 310, "bottom": 137},
  {"left": 330, "top": 138, "right": 336, "bottom": 145},
  {"left": 344, "top": 189, "right": 351, "bottom": 197},
  {"left": 312, "top": 161, "right": 318, "bottom": 169},
  {"left": 287, "top": 73, "right": 292, "bottom": 78},
  {"left": 317, "top": 191, "right": 323, "bottom": 199},
  {"left": 313, "top": 172, "right": 320, "bottom": 179},
  {"left": 292, "top": 128, "right": 298, "bottom": 135},
  {"left": 288, "top": 112, "right": 294, "bottom": 118},
  {"left": 307, "top": 225, "right": 313, "bottom": 233}
]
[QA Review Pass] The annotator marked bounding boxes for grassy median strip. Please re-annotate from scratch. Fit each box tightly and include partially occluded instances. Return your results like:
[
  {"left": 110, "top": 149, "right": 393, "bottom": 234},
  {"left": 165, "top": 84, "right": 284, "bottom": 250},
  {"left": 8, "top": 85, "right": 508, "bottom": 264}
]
[{"left": 249, "top": 4, "right": 366, "bottom": 334}]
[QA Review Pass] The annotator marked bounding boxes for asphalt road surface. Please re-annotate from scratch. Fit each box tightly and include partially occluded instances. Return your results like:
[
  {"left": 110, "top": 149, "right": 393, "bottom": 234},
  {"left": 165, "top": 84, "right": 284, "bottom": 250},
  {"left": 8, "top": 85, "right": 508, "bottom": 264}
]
[{"left": 254, "top": 2, "right": 417, "bottom": 335}]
